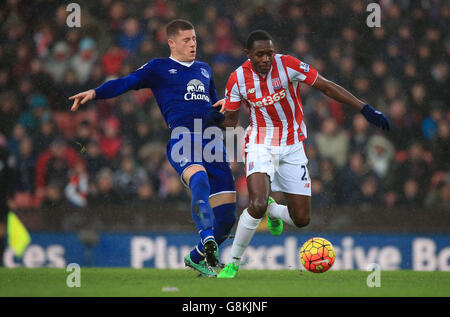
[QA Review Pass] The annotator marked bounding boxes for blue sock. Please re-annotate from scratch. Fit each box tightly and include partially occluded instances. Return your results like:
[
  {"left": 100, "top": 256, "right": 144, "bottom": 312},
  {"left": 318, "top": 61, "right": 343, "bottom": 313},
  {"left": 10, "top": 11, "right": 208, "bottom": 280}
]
[
  {"left": 212, "top": 202, "right": 237, "bottom": 245},
  {"left": 189, "top": 171, "right": 214, "bottom": 244},
  {"left": 190, "top": 202, "right": 236, "bottom": 264}
]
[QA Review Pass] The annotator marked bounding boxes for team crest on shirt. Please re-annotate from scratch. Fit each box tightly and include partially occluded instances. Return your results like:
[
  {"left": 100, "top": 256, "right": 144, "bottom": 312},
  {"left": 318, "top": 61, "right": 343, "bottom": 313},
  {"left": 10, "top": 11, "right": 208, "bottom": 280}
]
[
  {"left": 200, "top": 68, "right": 210, "bottom": 79},
  {"left": 272, "top": 77, "right": 282, "bottom": 90}
]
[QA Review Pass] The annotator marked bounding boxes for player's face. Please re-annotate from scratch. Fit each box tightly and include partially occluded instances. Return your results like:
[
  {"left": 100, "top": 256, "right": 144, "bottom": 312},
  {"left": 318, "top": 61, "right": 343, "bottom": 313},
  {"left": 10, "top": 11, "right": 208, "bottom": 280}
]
[
  {"left": 247, "top": 40, "right": 274, "bottom": 75},
  {"left": 168, "top": 29, "right": 197, "bottom": 62}
]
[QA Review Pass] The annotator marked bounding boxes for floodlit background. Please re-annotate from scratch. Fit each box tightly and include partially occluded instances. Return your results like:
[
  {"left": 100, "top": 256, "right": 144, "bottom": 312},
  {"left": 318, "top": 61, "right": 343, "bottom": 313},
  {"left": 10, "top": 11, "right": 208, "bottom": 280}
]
[{"left": 0, "top": 0, "right": 448, "bottom": 270}]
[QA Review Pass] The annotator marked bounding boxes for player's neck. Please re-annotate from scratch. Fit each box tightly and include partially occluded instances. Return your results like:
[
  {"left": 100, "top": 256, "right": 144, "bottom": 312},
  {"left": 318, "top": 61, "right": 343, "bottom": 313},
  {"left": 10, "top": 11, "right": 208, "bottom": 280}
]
[{"left": 169, "top": 55, "right": 195, "bottom": 67}]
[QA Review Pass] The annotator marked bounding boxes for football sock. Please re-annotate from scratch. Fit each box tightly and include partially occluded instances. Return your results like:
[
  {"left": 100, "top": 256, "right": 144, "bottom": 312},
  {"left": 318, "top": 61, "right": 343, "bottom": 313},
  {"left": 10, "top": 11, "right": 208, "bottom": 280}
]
[
  {"left": 190, "top": 202, "right": 236, "bottom": 264},
  {"left": 267, "top": 201, "right": 296, "bottom": 227},
  {"left": 212, "top": 202, "right": 237, "bottom": 245},
  {"left": 190, "top": 242, "right": 205, "bottom": 264},
  {"left": 229, "top": 208, "right": 261, "bottom": 266},
  {"left": 189, "top": 171, "right": 214, "bottom": 244}
]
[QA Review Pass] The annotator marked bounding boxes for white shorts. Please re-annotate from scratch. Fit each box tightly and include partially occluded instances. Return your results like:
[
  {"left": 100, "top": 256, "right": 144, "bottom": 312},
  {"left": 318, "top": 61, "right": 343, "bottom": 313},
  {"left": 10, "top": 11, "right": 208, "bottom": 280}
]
[{"left": 244, "top": 142, "right": 311, "bottom": 196}]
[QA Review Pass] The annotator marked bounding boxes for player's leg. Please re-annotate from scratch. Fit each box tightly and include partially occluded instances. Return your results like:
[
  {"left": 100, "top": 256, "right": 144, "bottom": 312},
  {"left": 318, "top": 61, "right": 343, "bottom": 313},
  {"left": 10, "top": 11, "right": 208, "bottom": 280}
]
[
  {"left": 182, "top": 165, "right": 219, "bottom": 268},
  {"left": 210, "top": 193, "right": 236, "bottom": 246},
  {"left": 268, "top": 143, "right": 312, "bottom": 229},
  {"left": 190, "top": 153, "right": 237, "bottom": 267},
  {"left": 218, "top": 172, "right": 270, "bottom": 278},
  {"left": 268, "top": 193, "right": 311, "bottom": 228}
]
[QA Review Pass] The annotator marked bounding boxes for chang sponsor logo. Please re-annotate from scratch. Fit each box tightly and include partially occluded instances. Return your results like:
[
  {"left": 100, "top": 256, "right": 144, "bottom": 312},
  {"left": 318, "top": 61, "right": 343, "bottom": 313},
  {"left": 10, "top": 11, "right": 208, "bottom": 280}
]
[{"left": 184, "top": 79, "right": 210, "bottom": 102}]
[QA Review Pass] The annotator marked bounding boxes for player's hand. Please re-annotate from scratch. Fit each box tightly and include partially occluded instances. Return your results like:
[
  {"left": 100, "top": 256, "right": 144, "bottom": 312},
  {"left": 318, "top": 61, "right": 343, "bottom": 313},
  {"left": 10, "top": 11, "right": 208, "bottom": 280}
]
[
  {"left": 360, "top": 104, "right": 390, "bottom": 131},
  {"left": 68, "top": 89, "right": 96, "bottom": 112},
  {"left": 212, "top": 98, "right": 226, "bottom": 113}
]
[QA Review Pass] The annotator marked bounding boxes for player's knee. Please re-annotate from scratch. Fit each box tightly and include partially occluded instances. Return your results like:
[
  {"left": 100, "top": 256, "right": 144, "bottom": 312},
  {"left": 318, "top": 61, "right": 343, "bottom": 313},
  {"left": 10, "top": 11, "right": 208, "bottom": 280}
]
[
  {"left": 248, "top": 198, "right": 267, "bottom": 218},
  {"left": 292, "top": 213, "right": 310, "bottom": 228}
]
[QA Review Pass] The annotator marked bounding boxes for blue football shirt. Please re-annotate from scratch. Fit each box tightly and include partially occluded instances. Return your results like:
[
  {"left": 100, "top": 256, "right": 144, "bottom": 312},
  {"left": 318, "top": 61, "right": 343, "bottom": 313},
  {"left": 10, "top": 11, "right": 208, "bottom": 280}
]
[{"left": 94, "top": 57, "right": 219, "bottom": 131}]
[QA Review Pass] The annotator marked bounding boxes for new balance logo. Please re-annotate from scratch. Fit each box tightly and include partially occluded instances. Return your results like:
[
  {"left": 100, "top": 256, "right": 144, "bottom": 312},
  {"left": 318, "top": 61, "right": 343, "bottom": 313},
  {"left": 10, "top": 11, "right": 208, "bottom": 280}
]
[{"left": 247, "top": 88, "right": 256, "bottom": 94}]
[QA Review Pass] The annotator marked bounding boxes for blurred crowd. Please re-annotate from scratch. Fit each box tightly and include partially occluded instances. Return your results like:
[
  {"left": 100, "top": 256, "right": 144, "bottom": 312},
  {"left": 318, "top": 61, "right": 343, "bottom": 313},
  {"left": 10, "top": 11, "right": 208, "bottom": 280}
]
[{"left": 0, "top": 0, "right": 448, "bottom": 214}]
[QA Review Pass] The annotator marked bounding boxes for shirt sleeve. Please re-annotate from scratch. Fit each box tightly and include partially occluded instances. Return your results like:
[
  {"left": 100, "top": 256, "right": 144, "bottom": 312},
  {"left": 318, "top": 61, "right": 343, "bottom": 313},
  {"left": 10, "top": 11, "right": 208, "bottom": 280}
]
[
  {"left": 94, "top": 60, "right": 157, "bottom": 99},
  {"left": 282, "top": 55, "right": 318, "bottom": 86},
  {"left": 224, "top": 71, "right": 242, "bottom": 111}
]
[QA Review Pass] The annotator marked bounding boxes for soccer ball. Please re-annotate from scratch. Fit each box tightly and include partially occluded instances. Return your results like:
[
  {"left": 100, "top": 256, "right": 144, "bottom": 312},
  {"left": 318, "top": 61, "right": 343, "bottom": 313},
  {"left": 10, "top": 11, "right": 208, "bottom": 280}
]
[{"left": 300, "top": 237, "right": 335, "bottom": 273}]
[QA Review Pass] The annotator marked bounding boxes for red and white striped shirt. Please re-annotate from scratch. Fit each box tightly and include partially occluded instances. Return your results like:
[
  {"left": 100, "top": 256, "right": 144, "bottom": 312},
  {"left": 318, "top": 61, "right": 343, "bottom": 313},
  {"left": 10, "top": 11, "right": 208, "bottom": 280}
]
[{"left": 224, "top": 54, "right": 318, "bottom": 147}]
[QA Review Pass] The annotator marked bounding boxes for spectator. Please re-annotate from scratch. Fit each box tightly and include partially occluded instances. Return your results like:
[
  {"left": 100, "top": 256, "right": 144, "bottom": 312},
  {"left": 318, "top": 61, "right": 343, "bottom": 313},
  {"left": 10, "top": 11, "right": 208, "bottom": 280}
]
[
  {"left": 101, "top": 43, "right": 129, "bottom": 76},
  {"left": 366, "top": 135, "right": 397, "bottom": 190},
  {"left": 398, "top": 178, "right": 423, "bottom": 207},
  {"left": 0, "top": 91, "right": 21, "bottom": 137},
  {"left": 34, "top": 138, "right": 85, "bottom": 206},
  {"left": 71, "top": 120, "right": 95, "bottom": 153},
  {"left": 70, "top": 37, "right": 98, "bottom": 85},
  {"left": 13, "top": 136, "right": 36, "bottom": 194},
  {"left": 99, "top": 116, "right": 123, "bottom": 161},
  {"left": 18, "top": 93, "right": 52, "bottom": 134},
  {"left": 315, "top": 117, "right": 349, "bottom": 168},
  {"left": 359, "top": 175, "right": 382, "bottom": 210},
  {"left": 118, "top": 17, "right": 145, "bottom": 54},
  {"left": 45, "top": 41, "right": 71, "bottom": 83},
  {"left": 113, "top": 155, "right": 149, "bottom": 201},
  {"left": 65, "top": 162, "right": 89, "bottom": 208},
  {"left": 349, "top": 114, "right": 370, "bottom": 153},
  {"left": 89, "top": 168, "right": 121, "bottom": 205},
  {"left": 84, "top": 140, "right": 111, "bottom": 176},
  {"left": 397, "top": 141, "right": 431, "bottom": 190},
  {"left": 431, "top": 121, "right": 450, "bottom": 172},
  {"left": 425, "top": 180, "right": 450, "bottom": 211},
  {"left": 339, "top": 152, "right": 369, "bottom": 205},
  {"left": 33, "top": 119, "right": 59, "bottom": 154},
  {"left": 114, "top": 96, "right": 138, "bottom": 138}
]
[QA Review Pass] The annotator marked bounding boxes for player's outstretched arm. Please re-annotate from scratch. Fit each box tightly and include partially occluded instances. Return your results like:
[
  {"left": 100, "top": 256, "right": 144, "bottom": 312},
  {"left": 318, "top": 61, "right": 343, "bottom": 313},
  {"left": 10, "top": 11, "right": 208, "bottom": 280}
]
[
  {"left": 68, "top": 74, "right": 142, "bottom": 112},
  {"left": 312, "top": 74, "right": 390, "bottom": 131},
  {"left": 69, "top": 89, "right": 96, "bottom": 112}
]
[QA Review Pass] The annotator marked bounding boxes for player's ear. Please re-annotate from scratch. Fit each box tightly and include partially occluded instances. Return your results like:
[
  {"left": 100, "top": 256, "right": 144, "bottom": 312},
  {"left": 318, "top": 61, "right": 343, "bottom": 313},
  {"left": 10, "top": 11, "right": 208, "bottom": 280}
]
[{"left": 167, "top": 38, "right": 175, "bottom": 49}]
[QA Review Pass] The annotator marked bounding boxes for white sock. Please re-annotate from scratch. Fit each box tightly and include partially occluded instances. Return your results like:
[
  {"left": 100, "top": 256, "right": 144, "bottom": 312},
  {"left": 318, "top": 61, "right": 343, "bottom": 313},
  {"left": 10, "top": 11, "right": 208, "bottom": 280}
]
[
  {"left": 267, "top": 202, "right": 296, "bottom": 227},
  {"left": 230, "top": 208, "right": 261, "bottom": 266}
]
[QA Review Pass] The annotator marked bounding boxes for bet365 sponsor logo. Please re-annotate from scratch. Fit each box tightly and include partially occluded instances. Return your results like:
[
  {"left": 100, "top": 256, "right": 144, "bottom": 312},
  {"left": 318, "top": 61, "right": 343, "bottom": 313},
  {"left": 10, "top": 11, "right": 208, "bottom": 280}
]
[{"left": 247, "top": 89, "right": 286, "bottom": 108}]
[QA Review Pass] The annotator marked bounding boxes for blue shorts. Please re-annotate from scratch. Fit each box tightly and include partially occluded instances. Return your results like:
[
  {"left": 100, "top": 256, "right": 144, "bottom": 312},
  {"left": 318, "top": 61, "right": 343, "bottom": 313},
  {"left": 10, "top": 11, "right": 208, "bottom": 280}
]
[{"left": 166, "top": 133, "right": 236, "bottom": 197}]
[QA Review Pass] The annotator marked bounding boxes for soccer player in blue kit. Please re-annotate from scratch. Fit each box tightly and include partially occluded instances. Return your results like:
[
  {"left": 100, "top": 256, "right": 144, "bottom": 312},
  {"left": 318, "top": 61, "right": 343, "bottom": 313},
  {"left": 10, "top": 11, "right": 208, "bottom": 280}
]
[{"left": 69, "top": 19, "right": 236, "bottom": 277}]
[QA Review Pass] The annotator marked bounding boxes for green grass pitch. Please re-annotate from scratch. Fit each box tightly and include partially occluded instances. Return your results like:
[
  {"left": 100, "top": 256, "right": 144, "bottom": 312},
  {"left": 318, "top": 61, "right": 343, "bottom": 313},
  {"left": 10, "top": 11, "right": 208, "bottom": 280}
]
[{"left": 0, "top": 268, "right": 448, "bottom": 297}]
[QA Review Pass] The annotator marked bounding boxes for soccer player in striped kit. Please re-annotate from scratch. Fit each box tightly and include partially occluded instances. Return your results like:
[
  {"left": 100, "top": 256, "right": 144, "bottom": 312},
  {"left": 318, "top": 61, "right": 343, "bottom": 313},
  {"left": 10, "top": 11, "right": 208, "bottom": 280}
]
[{"left": 217, "top": 30, "right": 390, "bottom": 278}]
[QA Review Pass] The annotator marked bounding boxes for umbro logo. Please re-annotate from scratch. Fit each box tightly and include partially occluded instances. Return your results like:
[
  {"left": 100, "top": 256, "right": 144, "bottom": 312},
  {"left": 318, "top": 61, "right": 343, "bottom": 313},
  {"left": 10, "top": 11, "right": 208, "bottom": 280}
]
[{"left": 168, "top": 69, "right": 177, "bottom": 74}]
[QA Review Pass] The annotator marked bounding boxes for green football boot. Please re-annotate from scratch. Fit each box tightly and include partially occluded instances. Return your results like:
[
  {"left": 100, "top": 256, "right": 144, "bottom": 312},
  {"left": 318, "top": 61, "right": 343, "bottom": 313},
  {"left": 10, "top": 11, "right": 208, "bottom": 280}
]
[
  {"left": 217, "top": 262, "right": 239, "bottom": 279},
  {"left": 184, "top": 254, "right": 217, "bottom": 278},
  {"left": 266, "top": 196, "right": 283, "bottom": 236}
]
